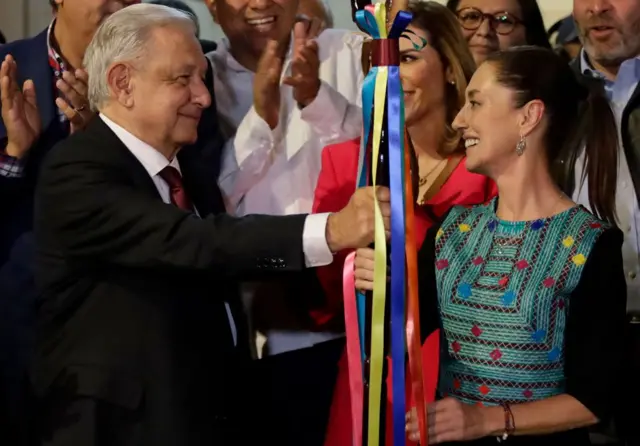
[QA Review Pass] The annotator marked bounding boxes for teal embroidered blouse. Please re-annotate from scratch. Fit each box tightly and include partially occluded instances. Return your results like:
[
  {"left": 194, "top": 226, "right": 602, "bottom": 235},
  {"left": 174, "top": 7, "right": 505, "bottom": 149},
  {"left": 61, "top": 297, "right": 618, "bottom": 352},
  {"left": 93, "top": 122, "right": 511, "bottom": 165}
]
[{"left": 418, "top": 199, "right": 626, "bottom": 428}]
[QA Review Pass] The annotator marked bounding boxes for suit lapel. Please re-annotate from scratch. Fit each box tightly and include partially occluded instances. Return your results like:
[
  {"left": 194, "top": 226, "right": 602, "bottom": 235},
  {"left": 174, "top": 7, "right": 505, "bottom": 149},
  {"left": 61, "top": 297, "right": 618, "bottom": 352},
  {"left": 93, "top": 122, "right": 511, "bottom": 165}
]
[{"left": 88, "top": 118, "right": 164, "bottom": 201}]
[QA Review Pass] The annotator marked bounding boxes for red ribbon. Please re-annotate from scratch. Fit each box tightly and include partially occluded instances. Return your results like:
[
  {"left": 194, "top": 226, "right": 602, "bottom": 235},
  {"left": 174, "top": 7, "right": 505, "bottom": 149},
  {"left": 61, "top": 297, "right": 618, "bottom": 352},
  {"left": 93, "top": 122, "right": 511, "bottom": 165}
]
[{"left": 371, "top": 39, "right": 400, "bottom": 67}]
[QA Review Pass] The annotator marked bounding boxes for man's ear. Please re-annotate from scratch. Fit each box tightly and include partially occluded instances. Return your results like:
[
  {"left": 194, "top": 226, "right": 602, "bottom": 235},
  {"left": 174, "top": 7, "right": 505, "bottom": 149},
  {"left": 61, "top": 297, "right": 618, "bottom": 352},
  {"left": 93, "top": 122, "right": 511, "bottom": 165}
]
[
  {"left": 106, "top": 63, "right": 135, "bottom": 108},
  {"left": 205, "top": 0, "right": 219, "bottom": 23}
]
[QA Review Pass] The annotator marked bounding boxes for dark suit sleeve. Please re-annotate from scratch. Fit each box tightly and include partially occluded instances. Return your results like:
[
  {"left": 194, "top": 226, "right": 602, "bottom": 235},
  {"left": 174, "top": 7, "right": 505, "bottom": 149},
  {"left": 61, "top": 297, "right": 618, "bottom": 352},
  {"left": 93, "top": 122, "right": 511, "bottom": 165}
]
[{"left": 35, "top": 139, "right": 309, "bottom": 277}]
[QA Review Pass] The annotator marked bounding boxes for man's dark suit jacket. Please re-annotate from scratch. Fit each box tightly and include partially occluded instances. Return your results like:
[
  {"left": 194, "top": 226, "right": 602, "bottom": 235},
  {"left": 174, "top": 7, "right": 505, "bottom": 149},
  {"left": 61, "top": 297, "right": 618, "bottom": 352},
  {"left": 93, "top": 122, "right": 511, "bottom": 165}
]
[
  {"left": 0, "top": 30, "right": 225, "bottom": 440},
  {"left": 0, "top": 31, "right": 224, "bottom": 441},
  {"left": 32, "top": 115, "right": 309, "bottom": 445}
]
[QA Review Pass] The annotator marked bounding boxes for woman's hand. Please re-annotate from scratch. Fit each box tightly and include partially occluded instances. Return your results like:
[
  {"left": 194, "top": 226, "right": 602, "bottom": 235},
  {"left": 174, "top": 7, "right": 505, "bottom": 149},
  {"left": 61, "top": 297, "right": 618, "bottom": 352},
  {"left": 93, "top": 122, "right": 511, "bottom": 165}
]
[
  {"left": 406, "top": 397, "right": 499, "bottom": 444},
  {"left": 354, "top": 247, "right": 375, "bottom": 291}
]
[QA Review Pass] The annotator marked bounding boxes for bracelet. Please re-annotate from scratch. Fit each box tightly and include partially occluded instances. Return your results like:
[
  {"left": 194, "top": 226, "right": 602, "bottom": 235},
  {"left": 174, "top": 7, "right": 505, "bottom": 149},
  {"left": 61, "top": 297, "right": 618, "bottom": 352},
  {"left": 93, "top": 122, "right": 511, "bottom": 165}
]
[{"left": 497, "top": 403, "right": 515, "bottom": 442}]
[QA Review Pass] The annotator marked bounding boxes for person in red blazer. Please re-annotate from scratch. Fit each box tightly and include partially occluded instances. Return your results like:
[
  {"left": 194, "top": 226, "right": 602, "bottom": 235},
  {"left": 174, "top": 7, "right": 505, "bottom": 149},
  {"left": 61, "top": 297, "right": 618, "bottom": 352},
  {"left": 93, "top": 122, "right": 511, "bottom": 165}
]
[{"left": 311, "top": 2, "right": 498, "bottom": 444}]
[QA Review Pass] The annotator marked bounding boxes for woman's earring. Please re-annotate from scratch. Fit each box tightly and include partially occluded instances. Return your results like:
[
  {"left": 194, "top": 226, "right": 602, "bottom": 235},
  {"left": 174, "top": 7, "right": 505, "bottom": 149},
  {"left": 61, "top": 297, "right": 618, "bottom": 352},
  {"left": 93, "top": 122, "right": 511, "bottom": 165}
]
[{"left": 516, "top": 135, "right": 526, "bottom": 156}]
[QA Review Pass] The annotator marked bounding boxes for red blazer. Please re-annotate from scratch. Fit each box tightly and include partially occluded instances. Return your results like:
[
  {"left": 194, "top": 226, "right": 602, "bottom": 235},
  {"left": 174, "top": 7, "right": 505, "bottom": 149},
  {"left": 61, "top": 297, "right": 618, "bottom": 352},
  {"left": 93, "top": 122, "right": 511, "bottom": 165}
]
[{"left": 313, "top": 138, "right": 497, "bottom": 446}]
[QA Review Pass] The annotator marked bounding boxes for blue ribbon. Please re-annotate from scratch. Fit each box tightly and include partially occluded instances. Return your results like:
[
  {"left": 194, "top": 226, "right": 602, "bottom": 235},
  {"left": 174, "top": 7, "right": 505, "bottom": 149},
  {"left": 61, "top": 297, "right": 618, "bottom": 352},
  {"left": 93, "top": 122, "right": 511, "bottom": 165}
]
[
  {"left": 387, "top": 13, "right": 412, "bottom": 446},
  {"left": 355, "top": 8, "right": 379, "bottom": 363}
]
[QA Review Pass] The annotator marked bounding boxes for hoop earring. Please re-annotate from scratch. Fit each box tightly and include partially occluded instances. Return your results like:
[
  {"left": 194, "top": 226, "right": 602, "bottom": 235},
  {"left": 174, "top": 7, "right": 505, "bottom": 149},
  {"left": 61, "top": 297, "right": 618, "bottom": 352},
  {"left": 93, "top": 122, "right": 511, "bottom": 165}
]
[{"left": 516, "top": 135, "right": 526, "bottom": 156}]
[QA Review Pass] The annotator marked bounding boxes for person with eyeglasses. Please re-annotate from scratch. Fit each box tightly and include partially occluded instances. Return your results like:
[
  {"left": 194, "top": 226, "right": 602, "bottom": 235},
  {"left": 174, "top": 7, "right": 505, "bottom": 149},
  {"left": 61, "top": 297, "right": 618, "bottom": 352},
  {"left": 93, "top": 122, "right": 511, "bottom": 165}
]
[{"left": 446, "top": 0, "right": 550, "bottom": 65}]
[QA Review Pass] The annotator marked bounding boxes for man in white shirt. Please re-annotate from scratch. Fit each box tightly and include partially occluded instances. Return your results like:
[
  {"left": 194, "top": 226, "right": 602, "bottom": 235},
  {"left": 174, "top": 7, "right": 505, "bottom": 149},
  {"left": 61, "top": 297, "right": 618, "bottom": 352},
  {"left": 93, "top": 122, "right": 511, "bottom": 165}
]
[
  {"left": 572, "top": 0, "right": 640, "bottom": 444},
  {"left": 203, "top": 0, "right": 365, "bottom": 442}
]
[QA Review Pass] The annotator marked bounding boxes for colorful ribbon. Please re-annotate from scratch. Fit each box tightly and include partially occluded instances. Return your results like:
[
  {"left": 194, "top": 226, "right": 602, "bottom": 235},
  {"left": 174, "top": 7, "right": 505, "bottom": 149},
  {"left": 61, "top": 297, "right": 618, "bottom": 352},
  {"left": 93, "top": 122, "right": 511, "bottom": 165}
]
[
  {"left": 343, "top": 3, "right": 426, "bottom": 445},
  {"left": 344, "top": 251, "right": 364, "bottom": 446},
  {"left": 404, "top": 133, "right": 427, "bottom": 446}
]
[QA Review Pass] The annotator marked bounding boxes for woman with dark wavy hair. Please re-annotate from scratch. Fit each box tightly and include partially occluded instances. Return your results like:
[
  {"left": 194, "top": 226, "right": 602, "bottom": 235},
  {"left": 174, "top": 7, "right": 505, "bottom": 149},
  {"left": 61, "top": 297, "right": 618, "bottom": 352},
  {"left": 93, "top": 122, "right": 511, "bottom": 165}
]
[{"left": 446, "top": 0, "right": 550, "bottom": 65}]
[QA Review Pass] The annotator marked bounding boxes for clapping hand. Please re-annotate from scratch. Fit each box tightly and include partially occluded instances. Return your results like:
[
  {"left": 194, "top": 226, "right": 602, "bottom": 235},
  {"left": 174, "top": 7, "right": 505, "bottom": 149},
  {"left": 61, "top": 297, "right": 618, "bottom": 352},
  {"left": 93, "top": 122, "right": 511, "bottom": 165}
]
[
  {"left": 406, "top": 398, "right": 493, "bottom": 444},
  {"left": 55, "top": 68, "right": 94, "bottom": 133},
  {"left": 283, "top": 19, "right": 323, "bottom": 108},
  {"left": 0, "top": 54, "right": 42, "bottom": 158},
  {"left": 254, "top": 39, "right": 286, "bottom": 130}
]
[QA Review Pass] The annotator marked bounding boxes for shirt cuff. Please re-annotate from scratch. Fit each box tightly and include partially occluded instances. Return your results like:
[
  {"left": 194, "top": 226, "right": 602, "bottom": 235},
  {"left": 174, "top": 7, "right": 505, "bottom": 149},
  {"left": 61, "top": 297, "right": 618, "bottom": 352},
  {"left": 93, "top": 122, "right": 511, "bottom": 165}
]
[
  {"left": 299, "top": 82, "right": 345, "bottom": 140},
  {"left": 0, "top": 151, "right": 26, "bottom": 178},
  {"left": 300, "top": 81, "right": 362, "bottom": 144},
  {"left": 302, "top": 213, "right": 334, "bottom": 268},
  {"left": 234, "top": 106, "right": 283, "bottom": 166}
]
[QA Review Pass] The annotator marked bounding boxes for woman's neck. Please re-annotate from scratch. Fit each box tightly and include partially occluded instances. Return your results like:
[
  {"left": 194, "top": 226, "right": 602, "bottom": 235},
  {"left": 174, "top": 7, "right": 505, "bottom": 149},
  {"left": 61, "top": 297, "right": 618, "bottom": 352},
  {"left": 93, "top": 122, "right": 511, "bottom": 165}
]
[
  {"left": 494, "top": 152, "right": 570, "bottom": 221},
  {"left": 408, "top": 106, "right": 447, "bottom": 161}
]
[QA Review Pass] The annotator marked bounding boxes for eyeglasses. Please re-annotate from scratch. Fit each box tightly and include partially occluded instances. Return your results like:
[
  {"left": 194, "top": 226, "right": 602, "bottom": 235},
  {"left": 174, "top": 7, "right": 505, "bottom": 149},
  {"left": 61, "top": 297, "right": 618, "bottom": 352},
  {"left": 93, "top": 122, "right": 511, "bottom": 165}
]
[{"left": 455, "top": 7, "right": 523, "bottom": 36}]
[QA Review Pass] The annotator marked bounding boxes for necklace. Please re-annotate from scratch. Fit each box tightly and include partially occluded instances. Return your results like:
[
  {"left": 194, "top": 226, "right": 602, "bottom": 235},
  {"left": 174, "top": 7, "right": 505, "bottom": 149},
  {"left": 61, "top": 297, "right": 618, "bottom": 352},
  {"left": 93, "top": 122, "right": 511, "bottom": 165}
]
[{"left": 418, "top": 159, "right": 446, "bottom": 186}]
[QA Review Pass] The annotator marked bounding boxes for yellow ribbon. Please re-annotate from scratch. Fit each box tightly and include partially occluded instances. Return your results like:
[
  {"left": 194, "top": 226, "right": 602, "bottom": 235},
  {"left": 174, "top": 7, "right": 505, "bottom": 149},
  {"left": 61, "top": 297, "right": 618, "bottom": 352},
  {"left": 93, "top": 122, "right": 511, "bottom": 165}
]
[{"left": 367, "top": 4, "right": 389, "bottom": 446}]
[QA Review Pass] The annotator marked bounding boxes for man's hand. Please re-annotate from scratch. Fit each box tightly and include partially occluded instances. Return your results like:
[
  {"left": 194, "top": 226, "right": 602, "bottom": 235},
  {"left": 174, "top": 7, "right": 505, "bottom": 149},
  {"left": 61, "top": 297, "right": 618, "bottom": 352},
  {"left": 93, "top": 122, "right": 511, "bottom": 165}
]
[
  {"left": 283, "top": 20, "right": 321, "bottom": 108},
  {"left": 0, "top": 55, "right": 42, "bottom": 159},
  {"left": 326, "top": 186, "right": 391, "bottom": 253},
  {"left": 254, "top": 40, "right": 285, "bottom": 130},
  {"left": 55, "top": 68, "right": 94, "bottom": 133}
]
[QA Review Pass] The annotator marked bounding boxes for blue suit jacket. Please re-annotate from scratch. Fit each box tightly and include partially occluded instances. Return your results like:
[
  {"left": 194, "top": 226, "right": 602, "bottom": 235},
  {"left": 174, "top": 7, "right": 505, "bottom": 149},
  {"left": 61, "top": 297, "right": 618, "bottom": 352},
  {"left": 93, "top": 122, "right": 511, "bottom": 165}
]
[{"left": 0, "top": 29, "right": 69, "bottom": 420}]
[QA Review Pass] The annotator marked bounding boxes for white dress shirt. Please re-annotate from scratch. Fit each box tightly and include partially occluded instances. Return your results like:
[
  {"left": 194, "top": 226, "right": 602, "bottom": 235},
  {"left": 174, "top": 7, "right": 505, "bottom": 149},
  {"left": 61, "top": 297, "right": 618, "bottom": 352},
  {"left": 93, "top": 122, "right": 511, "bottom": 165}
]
[
  {"left": 99, "top": 114, "right": 335, "bottom": 348},
  {"left": 208, "top": 29, "right": 365, "bottom": 354},
  {"left": 211, "top": 29, "right": 365, "bottom": 216}
]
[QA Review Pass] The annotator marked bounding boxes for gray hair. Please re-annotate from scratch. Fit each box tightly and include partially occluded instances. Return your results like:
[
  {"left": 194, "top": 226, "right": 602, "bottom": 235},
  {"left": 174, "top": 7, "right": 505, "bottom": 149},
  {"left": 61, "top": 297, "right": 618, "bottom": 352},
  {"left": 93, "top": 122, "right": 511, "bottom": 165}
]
[{"left": 84, "top": 3, "right": 196, "bottom": 111}]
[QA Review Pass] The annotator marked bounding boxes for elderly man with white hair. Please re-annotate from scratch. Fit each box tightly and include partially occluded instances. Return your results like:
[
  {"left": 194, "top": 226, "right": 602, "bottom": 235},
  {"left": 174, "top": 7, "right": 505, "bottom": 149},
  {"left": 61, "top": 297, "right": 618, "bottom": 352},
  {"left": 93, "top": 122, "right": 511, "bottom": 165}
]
[{"left": 30, "top": 4, "right": 388, "bottom": 446}]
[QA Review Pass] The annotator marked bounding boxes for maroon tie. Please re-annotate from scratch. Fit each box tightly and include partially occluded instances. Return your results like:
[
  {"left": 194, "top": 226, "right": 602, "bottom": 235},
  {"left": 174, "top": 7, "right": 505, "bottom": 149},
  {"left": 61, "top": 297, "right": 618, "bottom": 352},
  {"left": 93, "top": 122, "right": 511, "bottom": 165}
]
[{"left": 159, "top": 166, "right": 193, "bottom": 211}]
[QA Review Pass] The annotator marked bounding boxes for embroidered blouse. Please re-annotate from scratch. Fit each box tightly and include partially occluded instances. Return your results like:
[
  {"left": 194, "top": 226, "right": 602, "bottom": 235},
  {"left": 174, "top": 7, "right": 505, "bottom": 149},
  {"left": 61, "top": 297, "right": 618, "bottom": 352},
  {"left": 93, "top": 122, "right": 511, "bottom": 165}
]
[{"left": 418, "top": 200, "right": 627, "bottom": 443}]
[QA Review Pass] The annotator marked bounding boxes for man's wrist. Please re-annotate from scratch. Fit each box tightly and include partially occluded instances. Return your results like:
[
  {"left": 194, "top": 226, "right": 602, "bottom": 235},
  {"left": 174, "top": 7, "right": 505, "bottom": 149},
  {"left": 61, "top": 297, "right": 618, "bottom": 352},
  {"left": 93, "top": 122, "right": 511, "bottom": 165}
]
[
  {"left": 296, "top": 80, "right": 321, "bottom": 109},
  {"left": 254, "top": 106, "right": 278, "bottom": 130},
  {"left": 325, "top": 212, "right": 343, "bottom": 253},
  {"left": 4, "top": 141, "right": 28, "bottom": 159}
]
